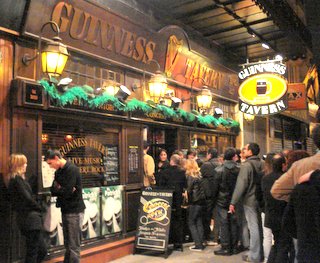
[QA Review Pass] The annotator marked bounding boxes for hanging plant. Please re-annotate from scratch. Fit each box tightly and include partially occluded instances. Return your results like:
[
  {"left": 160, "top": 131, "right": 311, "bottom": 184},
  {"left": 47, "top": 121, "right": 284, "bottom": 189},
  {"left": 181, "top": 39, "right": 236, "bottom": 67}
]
[
  {"left": 197, "top": 115, "right": 220, "bottom": 126},
  {"left": 59, "top": 87, "right": 88, "bottom": 106},
  {"left": 218, "top": 117, "right": 230, "bottom": 126},
  {"left": 39, "top": 79, "right": 60, "bottom": 100}
]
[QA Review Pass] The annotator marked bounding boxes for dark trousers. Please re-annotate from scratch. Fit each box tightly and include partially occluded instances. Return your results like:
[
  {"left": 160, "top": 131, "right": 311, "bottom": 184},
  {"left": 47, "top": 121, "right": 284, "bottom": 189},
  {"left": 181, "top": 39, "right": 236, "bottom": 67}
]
[
  {"left": 188, "top": 205, "right": 204, "bottom": 247},
  {"left": 24, "top": 230, "right": 47, "bottom": 263},
  {"left": 202, "top": 199, "right": 215, "bottom": 241},
  {"left": 170, "top": 207, "right": 183, "bottom": 246},
  {"left": 216, "top": 206, "right": 238, "bottom": 249},
  {"left": 268, "top": 228, "right": 292, "bottom": 263},
  {"left": 62, "top": 213, "right": 83, "bottom": 263}
]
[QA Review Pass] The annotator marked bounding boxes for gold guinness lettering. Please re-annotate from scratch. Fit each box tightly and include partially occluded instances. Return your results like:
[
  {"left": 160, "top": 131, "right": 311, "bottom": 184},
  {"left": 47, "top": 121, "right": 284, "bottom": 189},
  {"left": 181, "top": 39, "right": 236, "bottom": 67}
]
[{"left": 52, "top": 2, "right": 156, "bottom": 64}]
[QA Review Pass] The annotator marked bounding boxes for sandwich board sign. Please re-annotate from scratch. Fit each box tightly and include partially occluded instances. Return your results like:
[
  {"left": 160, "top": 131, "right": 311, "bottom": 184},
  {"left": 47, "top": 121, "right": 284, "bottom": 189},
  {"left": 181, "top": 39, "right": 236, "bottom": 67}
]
[{"left": 134, "top": 189, "right": 173, "bottom": 258}]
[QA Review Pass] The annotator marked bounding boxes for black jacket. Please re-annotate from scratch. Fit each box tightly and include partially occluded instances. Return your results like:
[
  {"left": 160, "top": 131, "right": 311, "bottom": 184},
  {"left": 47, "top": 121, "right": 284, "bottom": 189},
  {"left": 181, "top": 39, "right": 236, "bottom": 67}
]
[
  {"left": 200, "top": 158, "right": 220, "bottom": 199},
  {"left": 213, "top": 160, "right": 240, "bottom": 208},
  {"left": 8, "top": 176, "right": 42, "bottom": 234},
  {"left": 158, "top": 165, "right": 186, "bottom": 209},
  {"left": 261, "top": 171, "right": 287, "bottom": 231},
  {"left": 283, "top": 169, "right": 320, "bottom": 263},
  {"left": 50, "top": 161, "right": 86, "bottom": 214}
]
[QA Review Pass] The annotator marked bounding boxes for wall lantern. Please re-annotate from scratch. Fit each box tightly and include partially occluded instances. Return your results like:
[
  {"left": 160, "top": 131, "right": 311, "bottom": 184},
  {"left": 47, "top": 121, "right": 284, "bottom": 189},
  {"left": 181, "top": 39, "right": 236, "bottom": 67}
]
[
  {"left": 147, "top": 59, "right": 168, "bottom": 103},
  {"left": 41, "top": 134, "right": 49, "bottom": 144},
  {"left": 196, "top": 87, "right": 212, "bottom": 111},
  {"left": 243, "top": 113, "right": 255, "bottom": 121},
  {"left": 102, "top": 80, "right": 120, "bottom": 96},
  {"left": 22, "top": 21, "right": 69, "bottom": 79}
]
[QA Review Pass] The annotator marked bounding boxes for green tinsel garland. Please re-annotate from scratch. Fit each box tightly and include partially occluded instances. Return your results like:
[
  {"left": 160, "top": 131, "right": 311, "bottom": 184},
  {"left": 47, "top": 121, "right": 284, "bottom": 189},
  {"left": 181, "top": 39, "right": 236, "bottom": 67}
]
[
  {"left": 125, "top": 98, "right": 153, "bottom": 113},
  {"left": 156, "top": 105, "right": 178, "bottom": 118},
  {"left": 89, "top": 93, "right": 125, "bottom": 110},
  {"left": 39, "top": 79, "right": 240, "bottom": 129}
]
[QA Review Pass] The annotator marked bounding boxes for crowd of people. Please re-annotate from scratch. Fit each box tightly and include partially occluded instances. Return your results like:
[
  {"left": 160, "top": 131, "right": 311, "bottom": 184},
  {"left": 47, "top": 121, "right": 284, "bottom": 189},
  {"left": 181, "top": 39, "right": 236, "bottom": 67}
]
[{"left": 143, "top": 125, "right": 320, "bottom": 263}]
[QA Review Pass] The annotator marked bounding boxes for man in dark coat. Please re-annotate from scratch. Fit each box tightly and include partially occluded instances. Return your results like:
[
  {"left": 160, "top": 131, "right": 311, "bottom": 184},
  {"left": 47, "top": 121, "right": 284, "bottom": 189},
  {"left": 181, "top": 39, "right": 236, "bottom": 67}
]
[
  {"left": 46, "top": 149, "right": 86, "bottom": 263},
  {"left": 262, "top": 153, "right": 292, "bottom": 262},
  {"left": 283, "top": 169, "right": 320, "bottom": 263},
  {"left": 213, "top": 148, "right": 240, "bottom": 256},
  {"left": 200, "top": 148, "right": 221, "bottom": 245}
]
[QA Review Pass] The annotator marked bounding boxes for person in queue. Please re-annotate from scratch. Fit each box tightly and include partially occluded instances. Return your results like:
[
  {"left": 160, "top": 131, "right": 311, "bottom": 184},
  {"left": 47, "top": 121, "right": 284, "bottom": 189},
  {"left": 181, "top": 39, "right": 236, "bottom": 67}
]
[
  {"left": 46, "top": 149, "right": 85, "bottom": 263},
  {"left": 7, "top": 153, "right": 47, "bottom": 263},
  {"left": 158, "top": 154, "right": 187, "bottom": 251}
]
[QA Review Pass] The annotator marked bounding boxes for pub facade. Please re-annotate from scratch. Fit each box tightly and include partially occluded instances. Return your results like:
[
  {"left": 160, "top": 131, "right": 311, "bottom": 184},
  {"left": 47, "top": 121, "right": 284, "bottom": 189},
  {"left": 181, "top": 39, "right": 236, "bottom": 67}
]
[{"left": 0, "top": 0, "right": 240, "bottom": 262}]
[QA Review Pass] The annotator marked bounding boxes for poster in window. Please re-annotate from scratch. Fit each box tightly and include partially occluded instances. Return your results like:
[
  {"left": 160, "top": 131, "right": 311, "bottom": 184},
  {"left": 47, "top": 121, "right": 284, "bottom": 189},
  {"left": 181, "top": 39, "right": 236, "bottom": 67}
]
[
  {"left": 82, "top": 187, "right": 101, "bottom": 239},
  {"left": 41, "top": 156, "right": 56, "bottom": 188},
  {"left": 103, "top": 145, "right": 120, "bottom": 185},
  {"left": 101, "top": 185, "right": 123, "bottom": 235},
  {"left": 43, "top": 197, "right": 64, "bottom": 247}
]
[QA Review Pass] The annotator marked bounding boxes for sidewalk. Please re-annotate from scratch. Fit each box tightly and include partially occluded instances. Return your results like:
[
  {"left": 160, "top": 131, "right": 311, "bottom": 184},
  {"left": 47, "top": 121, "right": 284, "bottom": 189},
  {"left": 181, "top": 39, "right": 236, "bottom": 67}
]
[{"left": 109, "top": 244, "right": 247, "bottom": 263}]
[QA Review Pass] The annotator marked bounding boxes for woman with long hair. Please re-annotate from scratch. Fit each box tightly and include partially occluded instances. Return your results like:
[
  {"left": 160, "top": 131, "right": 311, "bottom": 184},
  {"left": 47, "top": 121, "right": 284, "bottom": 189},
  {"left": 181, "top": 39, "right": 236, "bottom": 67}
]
[
  {"left": 7, "top": 154, "right": 47, "bottom": 263},
  {"left": 155, "top": 148, "right": 170, "bottom": 186},
  {"left": 185, "top": 158, "right": 205, "bottom": 251}
]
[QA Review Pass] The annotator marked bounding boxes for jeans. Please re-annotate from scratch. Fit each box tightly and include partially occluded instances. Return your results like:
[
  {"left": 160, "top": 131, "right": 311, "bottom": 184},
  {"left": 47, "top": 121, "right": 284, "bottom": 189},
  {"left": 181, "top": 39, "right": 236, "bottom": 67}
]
[
  {"left": 188, "top": 205, "right": 204, "bottom": 247},
  {"left": 62, "top": 213, "right": 83, "bottom": 263},
  {"left": 24, "top": 230, "right": 47, "bottom": 263},
  {"left": 202, "top": 199, "right": 215, "bottom": 241},
  {"left": 261, "top": 212, "right": 273, "bottom": 261},
  {"left": 236, "top": 204, "right": 250, "bottom": 248},
  {"left": 216, "top": 206, "right": 238, "bottom": 249},
  {"left": 243, "top": 204, "right": 263, "bottom": 262}
]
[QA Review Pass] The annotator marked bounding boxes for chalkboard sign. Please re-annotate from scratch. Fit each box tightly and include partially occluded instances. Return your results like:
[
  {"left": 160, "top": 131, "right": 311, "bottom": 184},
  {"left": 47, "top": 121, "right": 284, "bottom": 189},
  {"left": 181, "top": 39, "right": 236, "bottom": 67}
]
[
  {"left": 134, "top": 189, "right": 173, "bottom": 257},
  {"left": 103, "top": 145, "right": 120, "bottom": 185}
]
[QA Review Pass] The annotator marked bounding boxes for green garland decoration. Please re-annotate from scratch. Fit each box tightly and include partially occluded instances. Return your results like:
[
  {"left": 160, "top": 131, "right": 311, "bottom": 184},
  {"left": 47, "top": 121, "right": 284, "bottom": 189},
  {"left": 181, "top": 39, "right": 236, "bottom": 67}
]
[
  {"left": 176, "top": 109, "right": 196, "bottom": 122},
  {"left": 156, "top": 104, "right": 178, "bottom": 118},
  {"left": 59, "top": 87, "right": 88, "bottom": 106},
  {"left": 89, "top": 93, "right": 125, "bottom": 110},
  {"left": 39, "top": 79, "right": 240, "bottom": 129},
  {"left": 197, "top": 115, "right": 219, "bottom": 126},
  {"left": 39, "top": 79, "right": 60, "bottom": 100},
  {"left": 125, "top": 98, "right": 153, "bottom": 113}
]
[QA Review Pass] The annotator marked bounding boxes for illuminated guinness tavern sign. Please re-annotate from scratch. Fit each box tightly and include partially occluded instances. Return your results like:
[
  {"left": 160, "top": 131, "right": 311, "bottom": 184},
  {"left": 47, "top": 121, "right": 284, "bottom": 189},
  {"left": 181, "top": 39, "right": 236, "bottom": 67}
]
[{"left": 238, "top": 61, "right": 288, "bottom": 116}]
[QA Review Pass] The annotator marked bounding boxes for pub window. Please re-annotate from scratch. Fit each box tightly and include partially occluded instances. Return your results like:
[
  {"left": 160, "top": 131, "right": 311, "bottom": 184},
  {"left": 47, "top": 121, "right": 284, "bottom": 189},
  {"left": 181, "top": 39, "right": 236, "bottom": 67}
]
[
  {"left": 61, "top": 56, "right": 124, "bottom": 89},
  {"left": 41, "top": 120, "right": 123, "bottom": 249},
  {"left": 190, "top": 132, "right": 218, "bottom": 161},
  {"left": 215, "top": 99, "right": 235, "bottom": 119}
]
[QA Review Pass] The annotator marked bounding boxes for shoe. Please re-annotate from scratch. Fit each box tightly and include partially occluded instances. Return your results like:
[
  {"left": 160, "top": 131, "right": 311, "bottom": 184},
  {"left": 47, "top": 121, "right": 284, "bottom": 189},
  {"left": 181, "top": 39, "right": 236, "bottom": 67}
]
[
  {"left": 206, "top": 240, "right": 219, "bottom": 246},
  {"left": 242, "top": 255, "right": 252, "bottom": 262},
  {"left": 238, "top": 245, "right": 249, "bottom": 252},
  {"left": 189, "top": 245, "right": 204, "bottom": 252},
  {"left": 173, "top": 244, "right": 183, "bottom": 252},
  {"left": 214, "top": 248, "right": 232, "bottom": 256},
  {"left": 232, "top": 247, "right": 241, "bottom": 255}
]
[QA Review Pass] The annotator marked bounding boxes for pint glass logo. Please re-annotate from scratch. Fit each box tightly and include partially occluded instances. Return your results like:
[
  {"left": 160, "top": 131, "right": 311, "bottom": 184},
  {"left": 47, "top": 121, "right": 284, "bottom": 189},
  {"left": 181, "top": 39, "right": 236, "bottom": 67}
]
[
  {"left": 239, "top": 73, "right": 288, "bottom": 116},
  {"left": 140, "top": 198, "right": 170, "bottom": 226}
]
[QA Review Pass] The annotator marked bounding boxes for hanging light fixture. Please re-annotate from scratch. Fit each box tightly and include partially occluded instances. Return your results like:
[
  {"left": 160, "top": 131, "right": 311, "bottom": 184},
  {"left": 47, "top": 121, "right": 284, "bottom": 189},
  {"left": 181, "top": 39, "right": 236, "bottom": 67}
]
[
  {"left": 147, "top": 59, "right": 168, "bottom": 103},
  {"left": 22, "top": 21, "right": 69, "bottom": 79},
  {"left": 196, "top": 87, "right": 212, "bottom": 111},
  {"left": 243, "top": 113, "right": 255, "bottom": 121}
]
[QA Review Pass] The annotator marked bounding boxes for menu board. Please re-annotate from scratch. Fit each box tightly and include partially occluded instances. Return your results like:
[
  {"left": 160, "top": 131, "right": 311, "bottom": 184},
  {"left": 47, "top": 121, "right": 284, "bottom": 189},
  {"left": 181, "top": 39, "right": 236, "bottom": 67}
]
[
  {"left": 135, "top": 189, "right": 173, "bottom": 255},
  {"left": 101, "top": 185, "right": 123, "bottom": 235},
  {"left": 128, "top": 146, "right": 139, "bottom": 173},
  {"left": 103, "top": 145, "right": 120, "bottom": 185}
]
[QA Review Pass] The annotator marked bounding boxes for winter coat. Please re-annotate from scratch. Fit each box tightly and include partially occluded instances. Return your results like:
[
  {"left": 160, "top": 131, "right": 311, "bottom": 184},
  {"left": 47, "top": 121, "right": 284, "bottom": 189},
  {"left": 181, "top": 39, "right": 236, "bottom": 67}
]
[
  {"left": 8, "top": 176, "right": 43, "bottom": 234},
  {"left": 261, "top": 171, "right": 287, "bottom": 231},
  {"left": 231, "top": 156, "right": 264, "bottom": 207},
  {"left": 200, "top": 158, "right": 220, "bottom": 199},
  {"left": 282, "top": 169, "right": 320, "bottom": 263},
  {"left": 213, "top": 160, "right": 240, "bottom": 208}
]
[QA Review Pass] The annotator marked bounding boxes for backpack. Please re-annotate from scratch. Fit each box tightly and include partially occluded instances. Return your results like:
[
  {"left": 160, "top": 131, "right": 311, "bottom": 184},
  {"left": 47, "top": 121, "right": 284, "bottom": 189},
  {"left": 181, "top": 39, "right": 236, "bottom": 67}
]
[
  {"left": 248, "top": 161, "right": 264, "bottom": 210},
  {"left": 191, "top": 178, "right": 206, "bottom": 203}
]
